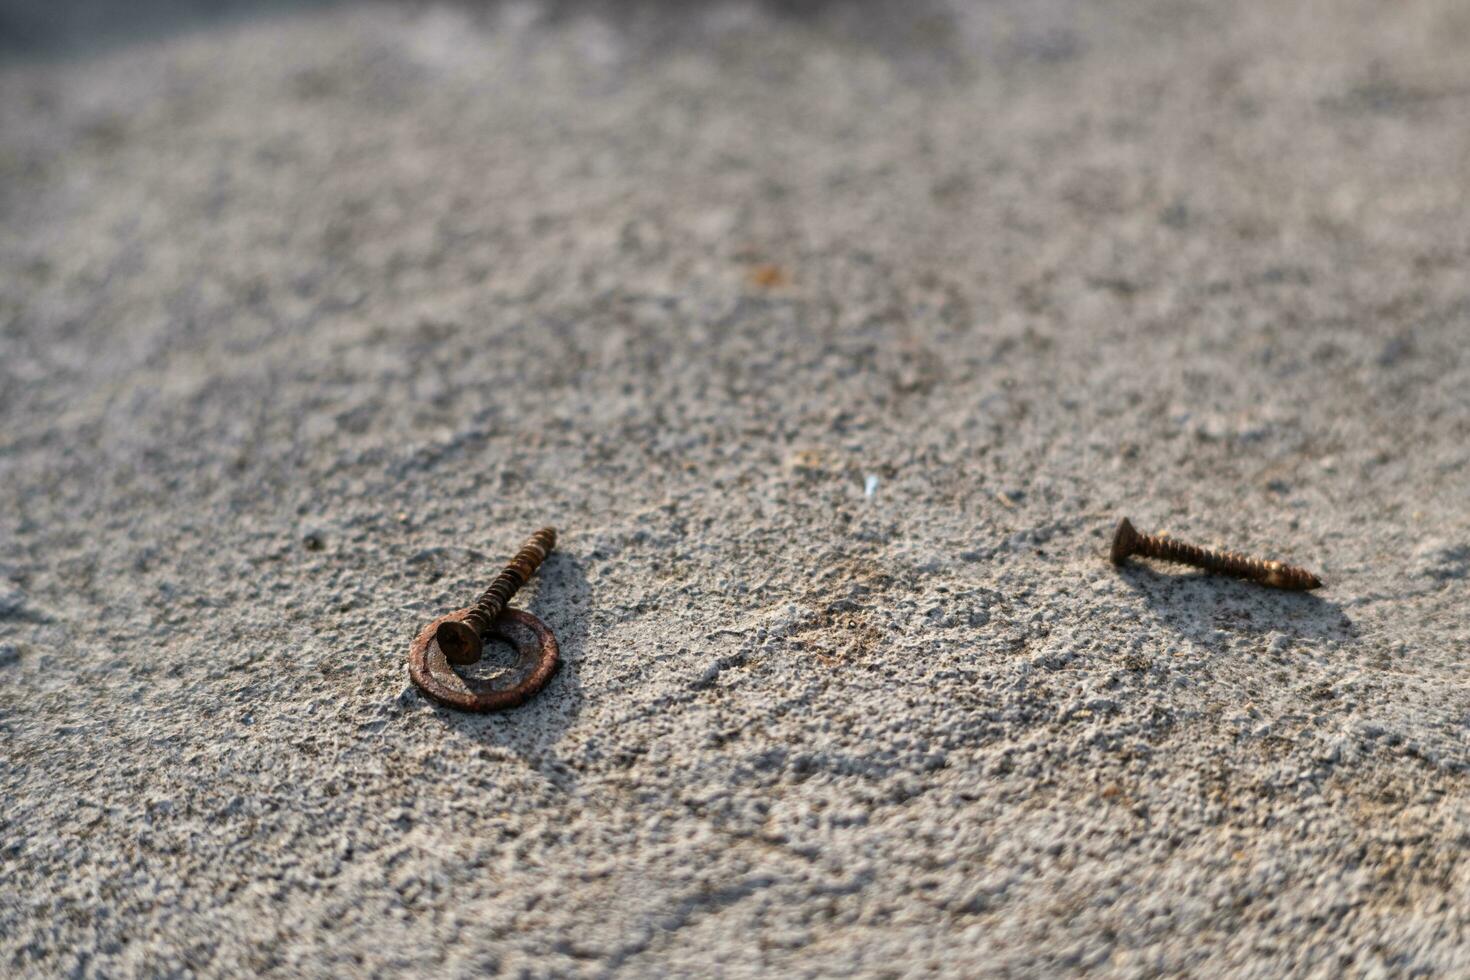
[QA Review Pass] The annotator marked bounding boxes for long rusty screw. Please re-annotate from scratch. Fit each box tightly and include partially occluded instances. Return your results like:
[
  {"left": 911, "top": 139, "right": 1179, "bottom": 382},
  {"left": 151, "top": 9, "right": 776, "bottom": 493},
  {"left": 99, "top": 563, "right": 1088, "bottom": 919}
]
[
  {"left": 436, "top": 527, "right": 557, "bottom": 665},
  {"left": 1110, "top": 517, "right": 1322, "bottom": 590}
]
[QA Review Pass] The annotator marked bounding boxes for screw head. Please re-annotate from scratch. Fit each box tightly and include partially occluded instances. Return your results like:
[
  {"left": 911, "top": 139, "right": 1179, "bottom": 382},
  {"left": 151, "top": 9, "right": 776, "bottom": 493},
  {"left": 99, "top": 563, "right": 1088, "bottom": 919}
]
[
  {"left": 1111, "top": 517, "right": 1141, "bottom": 565},
  {"left": 435, "top": 620, "right": 483, "bottom": 665}
]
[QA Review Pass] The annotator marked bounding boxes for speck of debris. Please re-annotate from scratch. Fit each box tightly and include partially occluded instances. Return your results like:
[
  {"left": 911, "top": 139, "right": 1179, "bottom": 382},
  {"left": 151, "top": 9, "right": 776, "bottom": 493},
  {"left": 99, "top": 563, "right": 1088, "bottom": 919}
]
[{"left": 746, "top": 263, "right": 788, "bottom": 290}]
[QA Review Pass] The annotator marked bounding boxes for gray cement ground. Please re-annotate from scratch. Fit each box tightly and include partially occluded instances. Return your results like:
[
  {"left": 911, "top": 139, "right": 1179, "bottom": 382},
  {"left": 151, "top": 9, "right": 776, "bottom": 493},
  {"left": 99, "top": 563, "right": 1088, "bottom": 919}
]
[{"left": 2, "top": 1, "right": 1469, "bottom": 976}]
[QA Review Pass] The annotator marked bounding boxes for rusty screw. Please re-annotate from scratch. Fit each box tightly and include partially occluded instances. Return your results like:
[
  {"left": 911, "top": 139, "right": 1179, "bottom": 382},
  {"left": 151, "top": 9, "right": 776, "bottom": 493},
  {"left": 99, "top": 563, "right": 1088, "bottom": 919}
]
[
  {"left": 1110, "top": 517, "right": 1322, "bottom": 590},
  {"left": 436, "top": 527, "right": 556, "bottom": 664}
]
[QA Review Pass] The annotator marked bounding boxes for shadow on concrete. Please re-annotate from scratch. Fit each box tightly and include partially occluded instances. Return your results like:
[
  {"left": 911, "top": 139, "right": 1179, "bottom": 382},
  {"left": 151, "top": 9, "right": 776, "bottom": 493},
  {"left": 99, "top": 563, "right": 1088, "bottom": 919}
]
[
  {"left": 0, "top": 0, "right": 333, "bottom": 57},
  {"left": 423, "top": 549, "right": 591, "bottom": 790},
  {"left": 1116, "top": 563, "right": 1355, "bottom": 643},
  {"left": 1, "top": 0, "right": 968, "bottom": 75}
]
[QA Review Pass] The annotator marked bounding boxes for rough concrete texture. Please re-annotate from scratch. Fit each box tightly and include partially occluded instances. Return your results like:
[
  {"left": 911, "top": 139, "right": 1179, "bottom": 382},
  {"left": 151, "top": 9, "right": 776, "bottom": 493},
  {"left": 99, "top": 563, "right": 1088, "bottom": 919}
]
[{"left": 3, "top": 1, "right": 1469, "bottom": 975}]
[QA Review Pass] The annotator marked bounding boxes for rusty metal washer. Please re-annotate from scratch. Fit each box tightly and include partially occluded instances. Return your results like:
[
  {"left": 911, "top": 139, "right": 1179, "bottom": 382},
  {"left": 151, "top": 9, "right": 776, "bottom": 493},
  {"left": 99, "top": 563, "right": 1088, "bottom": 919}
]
[{"left": 408, "top": 607, "right": 560, "bottom": 711}]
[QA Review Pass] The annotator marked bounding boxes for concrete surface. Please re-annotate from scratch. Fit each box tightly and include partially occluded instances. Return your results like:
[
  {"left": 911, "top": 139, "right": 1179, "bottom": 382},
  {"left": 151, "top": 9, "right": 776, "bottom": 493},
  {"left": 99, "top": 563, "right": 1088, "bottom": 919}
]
[{"left": 3, "top": 1, "right": 1469, "bottom": 975}]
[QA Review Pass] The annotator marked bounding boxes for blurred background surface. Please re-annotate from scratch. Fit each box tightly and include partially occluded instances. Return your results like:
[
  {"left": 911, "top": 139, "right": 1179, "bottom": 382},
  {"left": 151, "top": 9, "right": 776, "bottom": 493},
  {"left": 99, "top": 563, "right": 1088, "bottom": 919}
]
[{"left": 2, "top": 1, "right": 1468, "bottom": 976}]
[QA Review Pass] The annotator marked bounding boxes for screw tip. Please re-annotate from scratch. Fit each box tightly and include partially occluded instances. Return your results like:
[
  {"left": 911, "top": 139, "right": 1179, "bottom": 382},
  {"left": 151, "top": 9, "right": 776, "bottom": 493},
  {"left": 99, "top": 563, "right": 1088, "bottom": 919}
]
[
  {"left": 528, "top": 526, "right": 557, "bottom": 555},
  {"left": 1111, "top": 517, "right": 1140, "bottom": 565},
  {"left": 435, "top": 620, "right": 483, "bottom": 665}
]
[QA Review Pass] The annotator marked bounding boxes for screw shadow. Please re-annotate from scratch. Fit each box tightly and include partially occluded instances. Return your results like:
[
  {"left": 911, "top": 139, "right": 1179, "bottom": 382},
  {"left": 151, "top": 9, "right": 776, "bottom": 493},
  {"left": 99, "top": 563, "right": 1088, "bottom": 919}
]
[
  {"left": 1115, "top": 563, "right": 1354, "bottom": 643},
  {"left": 417, "top": 550, "right": 590, "bottom": 789},
  {"left": 4, "top": 0, "right": 966, "bottom": 71}
]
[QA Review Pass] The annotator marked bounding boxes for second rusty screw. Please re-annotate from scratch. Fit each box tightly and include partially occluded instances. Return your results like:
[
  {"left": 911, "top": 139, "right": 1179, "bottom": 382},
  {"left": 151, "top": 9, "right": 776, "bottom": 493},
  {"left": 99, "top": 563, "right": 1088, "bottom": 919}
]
[
  {"left": 1111, "top": 517, "right": 1322, "bottom": 591},
  {"left": 436, "top": 527, "right": 557, "bottom": 664}
]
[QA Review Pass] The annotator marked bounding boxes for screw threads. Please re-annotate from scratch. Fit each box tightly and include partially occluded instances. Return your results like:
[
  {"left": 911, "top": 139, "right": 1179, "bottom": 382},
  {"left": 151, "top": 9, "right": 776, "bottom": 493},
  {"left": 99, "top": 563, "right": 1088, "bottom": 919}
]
[
  {"left": 1111, "top": 517, "right": 1321, "bottom": 591},
  {"left": 435, "top": 527, "right": 557, "bottom": 664},
  {"left": 461, "top": 527, "right": 557, "bottom": 636}
]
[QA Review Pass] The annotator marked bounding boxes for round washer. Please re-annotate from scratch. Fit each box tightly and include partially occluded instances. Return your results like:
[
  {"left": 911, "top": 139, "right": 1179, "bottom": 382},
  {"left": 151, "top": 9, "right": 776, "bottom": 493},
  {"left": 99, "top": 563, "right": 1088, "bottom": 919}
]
[{"left": 408, "top": 607, "right": 559, "bottom": 711}]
